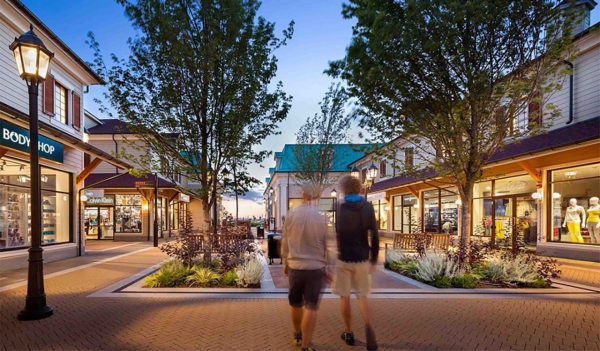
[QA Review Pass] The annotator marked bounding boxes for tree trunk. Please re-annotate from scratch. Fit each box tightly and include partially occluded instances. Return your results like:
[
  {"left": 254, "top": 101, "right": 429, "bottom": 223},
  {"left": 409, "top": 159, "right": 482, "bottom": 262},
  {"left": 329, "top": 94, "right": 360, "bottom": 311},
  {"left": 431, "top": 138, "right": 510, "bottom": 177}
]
[
  {"left": 458, "top": 178, "right": 475, "bottom": 262},
  {"left": 234, "top": 167, "right": 239, "bottom": 223}
]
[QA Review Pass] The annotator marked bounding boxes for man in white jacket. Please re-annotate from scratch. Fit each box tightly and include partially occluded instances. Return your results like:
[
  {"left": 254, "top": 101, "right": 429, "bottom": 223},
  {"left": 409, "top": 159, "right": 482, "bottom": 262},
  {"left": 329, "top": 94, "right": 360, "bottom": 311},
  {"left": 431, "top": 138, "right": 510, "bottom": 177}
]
[{"left": 281, "top": 183, "right": 329, "bottom": 351}]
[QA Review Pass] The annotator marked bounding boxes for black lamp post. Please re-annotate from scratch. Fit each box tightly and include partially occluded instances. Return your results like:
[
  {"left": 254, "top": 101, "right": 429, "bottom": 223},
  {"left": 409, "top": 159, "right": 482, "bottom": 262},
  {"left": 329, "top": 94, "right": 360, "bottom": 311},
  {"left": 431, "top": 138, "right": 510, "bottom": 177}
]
[{"left": 10, "top": 25, "right": 54, "bottom": 321}]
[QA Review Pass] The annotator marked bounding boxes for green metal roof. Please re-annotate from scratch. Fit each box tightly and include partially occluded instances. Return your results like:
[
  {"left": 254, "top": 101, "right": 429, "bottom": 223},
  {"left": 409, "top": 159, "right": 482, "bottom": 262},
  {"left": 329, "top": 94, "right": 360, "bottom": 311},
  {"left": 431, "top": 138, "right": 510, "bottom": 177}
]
[{"left": 273, "top": 144, "right": 375, "bottom": 173}]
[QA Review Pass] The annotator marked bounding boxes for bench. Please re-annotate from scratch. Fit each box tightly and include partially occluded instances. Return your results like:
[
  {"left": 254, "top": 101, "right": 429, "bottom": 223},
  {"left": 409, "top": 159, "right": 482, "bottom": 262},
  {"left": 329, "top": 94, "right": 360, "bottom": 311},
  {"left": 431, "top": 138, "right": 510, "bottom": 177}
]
[{"left": 386, "top": 233, "right": 451, "bottom": 252}]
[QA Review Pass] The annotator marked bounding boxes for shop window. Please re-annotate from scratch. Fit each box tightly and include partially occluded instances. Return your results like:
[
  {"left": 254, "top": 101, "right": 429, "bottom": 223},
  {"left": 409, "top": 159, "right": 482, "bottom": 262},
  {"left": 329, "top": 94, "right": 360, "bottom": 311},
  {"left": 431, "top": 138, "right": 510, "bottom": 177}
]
[
  {"left": 550, "top": 164, "right": 600, "bottom": 245},
  {"left": 494, "top": 175, "right": 536, "bottom": 196},
  {"left": 288, "top": 198, "right": 303, "bottom": 210},
  {"left": 424, "top": 190, "right": 440, "bottom": 233},
  {"left": 0, "top": 158, "right": 71, "bottom": 250},
  {"left": 115, "top": 195, "right": 142, "bottom": 233},
  {"left": 393, "top": 195, "right": 418, "bottom": 233},
  {"left": 370, "top": 200, "right": 388, "bottom": 230},
  {"left": 55, "top": 83, "right": 68, "bottom": 125}
]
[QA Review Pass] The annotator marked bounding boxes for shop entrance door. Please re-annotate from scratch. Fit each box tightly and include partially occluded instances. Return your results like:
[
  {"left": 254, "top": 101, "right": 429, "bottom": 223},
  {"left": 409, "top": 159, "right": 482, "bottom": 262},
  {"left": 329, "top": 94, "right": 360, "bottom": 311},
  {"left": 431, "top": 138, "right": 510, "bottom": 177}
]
[
  {"left": 84, "top": 207, "right": 114, "bottom": 240},
  {"left": 492, "top": 195, "right": 538, "bottom": 251},
  {"left": 99, "top": 207, "right": 114, "bottom": 239}
]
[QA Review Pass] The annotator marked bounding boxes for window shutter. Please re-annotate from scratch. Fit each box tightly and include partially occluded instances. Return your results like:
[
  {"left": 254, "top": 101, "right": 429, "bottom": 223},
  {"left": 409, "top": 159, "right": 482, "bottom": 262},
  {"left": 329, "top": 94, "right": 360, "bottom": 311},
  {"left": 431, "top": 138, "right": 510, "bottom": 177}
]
[
  {"left": 528, "top": 91, "right": 542, "bottom": 126},
  {"left": 379, "top": 161, "right": 387, "bottom": 177},
  {"left": 42, "top": 76, "right": 54, "bottom": 115},
  {"left": 72, "top": 93, "right": 81, "bottom": 130}
]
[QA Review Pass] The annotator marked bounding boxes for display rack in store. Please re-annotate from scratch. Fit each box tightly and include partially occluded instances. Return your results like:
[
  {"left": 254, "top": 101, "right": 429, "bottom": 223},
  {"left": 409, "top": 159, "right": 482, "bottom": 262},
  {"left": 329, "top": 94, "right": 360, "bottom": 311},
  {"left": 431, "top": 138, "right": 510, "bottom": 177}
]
[{"left": 42, "top": 196, "right": 56, "bottom": 244}]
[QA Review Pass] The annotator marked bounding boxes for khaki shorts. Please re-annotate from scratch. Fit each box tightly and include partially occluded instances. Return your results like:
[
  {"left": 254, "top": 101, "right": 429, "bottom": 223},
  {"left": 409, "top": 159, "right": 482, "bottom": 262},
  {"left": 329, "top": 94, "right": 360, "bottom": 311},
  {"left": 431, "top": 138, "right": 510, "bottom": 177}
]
[{"left": 332, "top": 260, "right": 372, "bottom": 297}]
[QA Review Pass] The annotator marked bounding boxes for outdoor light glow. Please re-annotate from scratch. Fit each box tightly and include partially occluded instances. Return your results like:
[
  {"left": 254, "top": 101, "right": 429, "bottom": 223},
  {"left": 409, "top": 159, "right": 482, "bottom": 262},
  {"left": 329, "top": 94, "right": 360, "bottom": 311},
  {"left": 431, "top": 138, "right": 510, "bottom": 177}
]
[
  {"left": 83, "top": 132, "right": 90, "bottom": 143},
  {"left": 455, "top": 199, "right": 462, "bottom": 206},
  {"left": 10, "top": 26, "right": 53, "bottom": 82},
  {"left": 565, "top": 171, "right": 577, "bottom": 178},
  {"left": 143, "top": 203, "right": 149, "bottom": 211},
  {"left": 367, "top": 163, "right": 378, "bottom": 180},
  {"left": 331, "top": 188, "right": 337, "bottom": 198},
  {"left": 350, "top": 166, "right": 360, "bottom": 179}
]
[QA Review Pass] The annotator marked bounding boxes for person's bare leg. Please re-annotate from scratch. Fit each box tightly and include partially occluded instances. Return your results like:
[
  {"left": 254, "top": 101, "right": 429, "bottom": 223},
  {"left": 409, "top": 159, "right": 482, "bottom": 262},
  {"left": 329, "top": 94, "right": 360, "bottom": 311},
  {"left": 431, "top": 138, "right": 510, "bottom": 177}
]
[
  {"left": 356, "top": 296, "right": 372, "bottom": 327},
  {"left": 357, "top": 296, "right": 377, "bottom": 350},
  {"left": 291, "top": 306, "right": 303, "bottom": 334},
  {"left": 301, "top": 308, "right": 318, "bottom": 349},
  {"left": 340, "top": 296, "right": 352, "bottom": 333}
]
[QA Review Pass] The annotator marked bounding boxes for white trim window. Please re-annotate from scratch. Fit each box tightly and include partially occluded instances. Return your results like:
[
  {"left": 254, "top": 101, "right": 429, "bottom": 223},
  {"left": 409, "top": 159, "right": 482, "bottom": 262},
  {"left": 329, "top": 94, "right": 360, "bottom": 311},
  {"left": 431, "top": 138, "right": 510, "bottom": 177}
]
[{"left": 54, "top": 83, "right": 68, "bottom": 124}]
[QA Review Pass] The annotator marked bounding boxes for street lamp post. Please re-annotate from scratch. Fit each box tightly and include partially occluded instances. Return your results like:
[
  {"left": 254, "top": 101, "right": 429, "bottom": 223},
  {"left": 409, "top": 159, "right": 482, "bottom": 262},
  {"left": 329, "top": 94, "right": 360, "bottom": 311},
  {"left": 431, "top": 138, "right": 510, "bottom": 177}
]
[{"left": 10, "top": 25, "right": 54, "bottom": 321}]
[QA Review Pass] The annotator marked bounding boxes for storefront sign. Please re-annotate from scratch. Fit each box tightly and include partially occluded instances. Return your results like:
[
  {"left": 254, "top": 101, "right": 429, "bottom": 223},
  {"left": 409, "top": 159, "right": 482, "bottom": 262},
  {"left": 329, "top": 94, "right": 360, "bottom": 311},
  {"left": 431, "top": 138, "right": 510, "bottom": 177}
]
[
  {"left": 84, "top": 189, "right": 105, "bottom": 198},
  {"left": 0, "top": 120, "right": 64, "bottom": 163},
  {"left": 86, "top": 195, "right": 115, "bottom": 206},
  {"left": 179, "top": 193, "right": 190, "bottom": 203}
]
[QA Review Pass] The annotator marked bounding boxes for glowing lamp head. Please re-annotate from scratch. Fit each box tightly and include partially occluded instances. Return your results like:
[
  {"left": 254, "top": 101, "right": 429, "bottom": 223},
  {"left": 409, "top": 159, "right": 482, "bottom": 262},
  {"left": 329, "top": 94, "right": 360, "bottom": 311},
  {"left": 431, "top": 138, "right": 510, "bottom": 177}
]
[
  {"left": 10, "top": 25, "right": 54, "bottom": 83},
  {"left": 367, "top": 163, "right": 378, "bottom": 180}
]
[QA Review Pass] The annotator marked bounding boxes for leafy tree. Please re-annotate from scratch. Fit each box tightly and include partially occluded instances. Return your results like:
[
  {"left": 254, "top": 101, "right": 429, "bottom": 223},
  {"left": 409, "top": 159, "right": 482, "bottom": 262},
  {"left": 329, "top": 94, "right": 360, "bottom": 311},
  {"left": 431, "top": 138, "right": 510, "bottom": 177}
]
[
  {"left": 88, "top": 0, "right": 293, "bottom": 230},
  {"left": 330, "top": 0, "right": 576, "bottom": 251},
  {"left": 293, "top": 83, "right": 351, "bottom": 193}
]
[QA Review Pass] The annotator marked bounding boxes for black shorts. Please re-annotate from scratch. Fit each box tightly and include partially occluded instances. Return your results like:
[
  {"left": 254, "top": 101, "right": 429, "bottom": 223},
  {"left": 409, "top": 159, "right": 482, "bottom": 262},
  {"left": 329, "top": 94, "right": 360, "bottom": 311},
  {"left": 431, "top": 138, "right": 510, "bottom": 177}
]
[{"left": 288, "top": 268, "right": 326, "bottom": 310}]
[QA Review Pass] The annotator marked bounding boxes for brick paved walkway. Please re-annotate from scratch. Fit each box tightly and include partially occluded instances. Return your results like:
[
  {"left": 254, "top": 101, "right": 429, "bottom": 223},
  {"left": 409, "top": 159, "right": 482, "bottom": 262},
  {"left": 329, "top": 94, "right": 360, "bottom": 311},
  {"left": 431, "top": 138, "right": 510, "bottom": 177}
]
[{"left": 0, "top": 242, "right": 599, "bottom": 350}]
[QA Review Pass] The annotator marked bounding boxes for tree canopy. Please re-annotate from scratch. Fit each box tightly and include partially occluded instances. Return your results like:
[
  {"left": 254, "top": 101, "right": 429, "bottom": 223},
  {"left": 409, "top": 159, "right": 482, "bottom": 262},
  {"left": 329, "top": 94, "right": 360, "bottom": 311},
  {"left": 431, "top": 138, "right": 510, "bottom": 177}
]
[
  {"left": 330, "top": 0, "right": 576, "bottom": 248},
  {"left": 89, "top": 0, "right": 293, "bottom": 228}
]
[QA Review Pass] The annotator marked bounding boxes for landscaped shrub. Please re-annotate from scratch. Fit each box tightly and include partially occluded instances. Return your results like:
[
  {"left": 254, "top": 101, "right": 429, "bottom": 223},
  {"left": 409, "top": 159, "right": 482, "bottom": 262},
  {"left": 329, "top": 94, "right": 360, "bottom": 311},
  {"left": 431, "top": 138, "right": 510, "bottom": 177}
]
[
  {"left": 143, "top": 260, "right": 192, "bottom": 288},
  {"left": 478, "top": 252, "right": 541, "bottom": 286},
  {"left": 388, "top": 260, "right": 419, "bottom": 277},
  {"left": 235, "top": 255, "right": 264, "bottom": 287},
  {"left": 159, "top": 211, "right": 202, "bottom": 266},
  {"left": 185, "top": 267, "right": 221, "bottom": 287},
  {"left": 221, "top": 270, "right": 238, "bottom": 287},
  {"left": 450, "top": 274, "right": 480, "bottom": 288},
  {"left": 414, "top": 250, "right": 462, "bottom": 282}
]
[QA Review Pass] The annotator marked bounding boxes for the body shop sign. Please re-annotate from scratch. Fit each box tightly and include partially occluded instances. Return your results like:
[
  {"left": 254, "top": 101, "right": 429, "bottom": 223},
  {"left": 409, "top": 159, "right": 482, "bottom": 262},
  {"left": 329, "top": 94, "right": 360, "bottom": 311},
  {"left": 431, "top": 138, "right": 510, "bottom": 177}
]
[{"left": 0, "top": 120, "right": 64, "bottom": 163}]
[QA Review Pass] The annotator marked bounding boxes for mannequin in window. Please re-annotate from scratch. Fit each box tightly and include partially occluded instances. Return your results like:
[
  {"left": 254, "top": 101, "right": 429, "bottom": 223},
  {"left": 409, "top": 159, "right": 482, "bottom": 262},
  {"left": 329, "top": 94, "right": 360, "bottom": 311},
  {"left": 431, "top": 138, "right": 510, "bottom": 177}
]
[
  {"left": 586, "top": 197, "right": 600, "bottom": 244},
  {"left": 562, "top": 198, "right": 586, "bottom": 243}
]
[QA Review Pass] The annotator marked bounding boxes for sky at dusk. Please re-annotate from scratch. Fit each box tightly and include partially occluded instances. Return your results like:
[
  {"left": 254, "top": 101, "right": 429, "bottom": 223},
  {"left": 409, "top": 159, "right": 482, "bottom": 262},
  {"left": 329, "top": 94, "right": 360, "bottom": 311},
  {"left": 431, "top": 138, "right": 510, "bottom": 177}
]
[{"left": 21, "top": 1, "right": 600, "bottom": 217}]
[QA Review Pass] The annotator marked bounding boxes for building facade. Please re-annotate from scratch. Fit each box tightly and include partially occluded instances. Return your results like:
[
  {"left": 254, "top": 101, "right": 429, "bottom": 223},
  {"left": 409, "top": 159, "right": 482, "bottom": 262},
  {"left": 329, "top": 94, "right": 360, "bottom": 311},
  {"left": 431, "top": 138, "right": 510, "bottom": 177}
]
[
  {"left": 264, "top": 144, "right": 374, "bottom": 232},
  {"left": 0, "top": 0, "right": 131, "bottom": 272},
  {"left": 351, "top": 14, "right": 600, "bottom": 261},
  {"left": 82, "top": 113, "right": 206, "bottom": 241}
]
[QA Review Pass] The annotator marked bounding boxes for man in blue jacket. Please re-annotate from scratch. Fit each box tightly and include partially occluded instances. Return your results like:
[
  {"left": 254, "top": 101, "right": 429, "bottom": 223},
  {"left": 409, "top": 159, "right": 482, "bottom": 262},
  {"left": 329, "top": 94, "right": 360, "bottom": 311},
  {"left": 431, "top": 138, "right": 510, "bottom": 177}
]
[{"left": 333, "top": 175, "right": 379, "bottom": 351}]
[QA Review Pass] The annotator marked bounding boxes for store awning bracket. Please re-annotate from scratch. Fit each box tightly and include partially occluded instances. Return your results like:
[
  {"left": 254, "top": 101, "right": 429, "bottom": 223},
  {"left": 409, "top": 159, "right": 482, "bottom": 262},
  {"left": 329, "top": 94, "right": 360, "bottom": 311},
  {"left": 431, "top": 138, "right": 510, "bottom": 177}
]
[
  {"left": 76, "top": 157, "right": 103, "bottom": 186},
  {"left": 517, "top": 160, "right": 542, "bottom": 187},
  {"left": 407, "top": 186, "right": 419, "bottom": 198}
]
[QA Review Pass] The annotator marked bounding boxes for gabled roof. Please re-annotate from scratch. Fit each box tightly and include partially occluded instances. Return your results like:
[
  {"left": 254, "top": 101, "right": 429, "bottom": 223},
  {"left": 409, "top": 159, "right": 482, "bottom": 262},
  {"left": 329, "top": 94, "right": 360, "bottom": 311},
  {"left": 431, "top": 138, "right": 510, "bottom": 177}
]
[
  {"left": 84, "top": 173, "right": 177, "bottom": 188},
  {"left": 87, "top": 119, "right": 132, "bottom": 134},
  {"left": 273, "top": 144, "right": 375, "bottom": 173}
]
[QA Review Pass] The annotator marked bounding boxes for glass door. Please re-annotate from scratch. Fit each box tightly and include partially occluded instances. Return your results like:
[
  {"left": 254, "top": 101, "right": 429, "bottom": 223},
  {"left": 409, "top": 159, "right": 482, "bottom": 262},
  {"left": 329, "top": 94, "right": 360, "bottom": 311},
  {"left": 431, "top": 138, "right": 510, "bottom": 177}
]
[
  {"left": 99, "top": 207, "right": 114, "bottom": 240},
  {"left": 493, "top": 197, "right": 513, "bottom": 248},
  {"left": 84, "top": 207, "right": 99, "bottom": 240},
  {"left": 516, "top": 196, "right": 537, "bottom": 249}
]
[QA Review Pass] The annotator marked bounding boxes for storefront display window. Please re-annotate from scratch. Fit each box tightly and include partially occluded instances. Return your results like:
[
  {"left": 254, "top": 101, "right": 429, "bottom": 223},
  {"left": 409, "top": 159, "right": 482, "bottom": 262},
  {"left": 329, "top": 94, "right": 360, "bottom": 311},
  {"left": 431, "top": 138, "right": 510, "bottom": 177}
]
[
  {"left": 115, "top": 195, "right": 142, "bottom": 233},
  {"left": 550, "top": 164, "right": 600, "bottom": 245},
  {"left": 371, "top": 200, "right": 388, "bottom": 230},
  {"left": 0, "top": 157, "right": 71, "bottom": 250},
  {"left": 494, "top": 175, "right": 537, "bottom": 196},
  {"left": 424, "top": 190, "right": 440, "bottom": 233},
  {"left": 392, "top": 195, "right": 419, "bottom": 233}
]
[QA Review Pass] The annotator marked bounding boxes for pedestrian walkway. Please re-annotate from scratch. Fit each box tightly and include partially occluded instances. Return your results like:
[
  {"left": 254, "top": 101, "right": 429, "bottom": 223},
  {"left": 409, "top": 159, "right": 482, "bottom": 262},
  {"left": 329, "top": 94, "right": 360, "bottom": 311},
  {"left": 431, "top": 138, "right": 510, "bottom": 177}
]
[{"left": 0, "top": 242, "right": 599, "bottom": 350}]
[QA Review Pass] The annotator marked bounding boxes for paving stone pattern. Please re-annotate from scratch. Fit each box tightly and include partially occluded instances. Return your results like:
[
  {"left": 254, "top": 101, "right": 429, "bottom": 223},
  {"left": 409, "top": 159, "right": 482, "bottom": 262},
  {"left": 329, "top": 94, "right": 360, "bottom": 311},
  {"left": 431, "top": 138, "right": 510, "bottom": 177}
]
[{"left": 0, "top": 242, "right": 599, "bottom": 350}]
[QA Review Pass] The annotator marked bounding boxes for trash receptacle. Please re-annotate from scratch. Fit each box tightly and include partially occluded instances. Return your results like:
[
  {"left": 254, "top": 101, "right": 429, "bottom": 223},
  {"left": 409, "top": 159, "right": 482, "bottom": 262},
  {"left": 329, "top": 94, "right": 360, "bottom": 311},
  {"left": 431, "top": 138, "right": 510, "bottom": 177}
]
[
  {"left": 267, "top": 233, "right": 282, "bottom": 264},
  {"left": 257, "top": 227, "right": 265, "bottom": 239}
]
